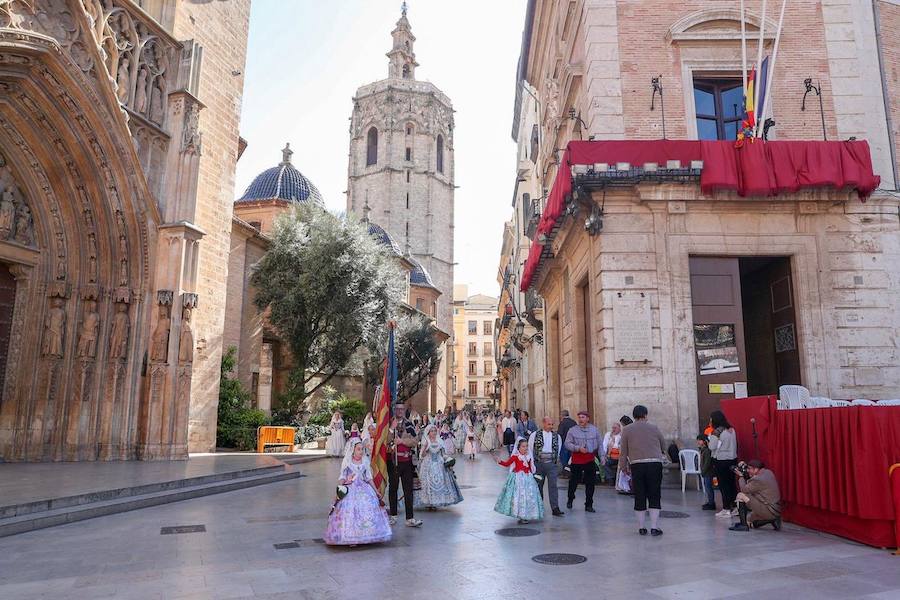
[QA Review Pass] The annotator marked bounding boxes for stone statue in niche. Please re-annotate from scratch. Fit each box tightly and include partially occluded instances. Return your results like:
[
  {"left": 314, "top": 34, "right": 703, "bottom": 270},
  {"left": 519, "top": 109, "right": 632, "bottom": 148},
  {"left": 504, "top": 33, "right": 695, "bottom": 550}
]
[
  {"left": 115, "top": 56, "right": 130, "bottom": 103},
  {"left": 149, "top": 77, "right": 163, "bottom": 124},
  {"left": 42, "top": 297, "right": 66, "bottom": 358},
  {"left": 150, "top": 304, "right": 170, "bottom": 362},
  {"left": 118, "top": 258, "right": 128, "bottom": 287},
  {"left": 109, "top": 302, "right": 129, "bottom": 360},
  {"left": 134, "top": 66, "right": 148, "bottom": 114},
  {"left": 13, "top": 202, "right": 32, "bottom": 246},
  {"left": 178, "top": 307, "right": 194, "bottom": 363},
  {"left": 0, "top": 189, "right": 14, "bottom": 238},
  {"left": 76, "top": 299, "right": 100, "bottom": 359}
]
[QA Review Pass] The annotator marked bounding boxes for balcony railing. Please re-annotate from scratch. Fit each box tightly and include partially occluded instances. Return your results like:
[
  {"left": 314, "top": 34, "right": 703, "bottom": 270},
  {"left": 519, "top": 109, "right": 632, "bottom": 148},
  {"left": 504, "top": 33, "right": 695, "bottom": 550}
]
[{"left": 524, "top": 196, "right": 542, "bottom": 240}]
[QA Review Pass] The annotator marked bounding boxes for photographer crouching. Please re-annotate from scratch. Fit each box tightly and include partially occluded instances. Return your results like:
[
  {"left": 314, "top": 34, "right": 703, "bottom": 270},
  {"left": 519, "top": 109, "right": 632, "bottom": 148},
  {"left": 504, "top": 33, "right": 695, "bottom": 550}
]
[{"left": 728, "top": 459, "right": 782, "bottom": 532}]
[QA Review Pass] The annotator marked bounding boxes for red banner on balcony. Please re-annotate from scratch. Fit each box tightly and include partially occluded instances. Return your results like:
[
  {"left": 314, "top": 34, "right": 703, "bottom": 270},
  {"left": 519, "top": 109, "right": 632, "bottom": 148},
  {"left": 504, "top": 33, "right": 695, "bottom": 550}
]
[{"left": 520, "top": 139, "right": 881, "bottom": 291}]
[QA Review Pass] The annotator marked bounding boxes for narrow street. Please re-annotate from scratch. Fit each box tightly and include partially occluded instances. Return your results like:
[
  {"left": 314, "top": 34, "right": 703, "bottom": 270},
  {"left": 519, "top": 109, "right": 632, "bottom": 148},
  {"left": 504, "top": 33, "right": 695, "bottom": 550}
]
[{"left": 1, "top": 455, "right": 897, "bottom": 600}]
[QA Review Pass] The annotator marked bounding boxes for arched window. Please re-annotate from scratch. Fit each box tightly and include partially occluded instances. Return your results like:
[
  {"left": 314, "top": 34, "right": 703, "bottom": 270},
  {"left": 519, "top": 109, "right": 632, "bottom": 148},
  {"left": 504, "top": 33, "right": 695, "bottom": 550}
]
[
  {"left": 366, "top": 127, "right": 378, "bottom": 166},
  {"left": 402, "top": 64, "right": 410, "bottom": 79},
  {"left": 436, "top": 134, "right": 444, "bottom": 174}
]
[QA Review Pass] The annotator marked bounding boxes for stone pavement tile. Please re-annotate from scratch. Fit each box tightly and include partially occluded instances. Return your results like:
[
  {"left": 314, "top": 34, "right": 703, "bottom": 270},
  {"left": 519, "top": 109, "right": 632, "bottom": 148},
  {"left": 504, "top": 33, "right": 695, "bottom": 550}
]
[
  {"left": 645, "top": 577, "right": 740, "bottom": 599},
  {"left": 803, "top": 573, "right": 897, "bottom": 597},
  {"left": 36, "top": 583, "right": 119, "bottom": 600},
  {"left": 863, "top": 591, "right": 900, "bottom": 599},
  {"left": 0, "top": 576, "right": 78, "bottom": 597}
]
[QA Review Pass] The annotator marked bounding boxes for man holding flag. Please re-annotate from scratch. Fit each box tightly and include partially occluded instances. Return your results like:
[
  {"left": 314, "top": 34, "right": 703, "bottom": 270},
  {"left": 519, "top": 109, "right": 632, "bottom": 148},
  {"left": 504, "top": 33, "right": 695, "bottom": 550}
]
[{"left": 370, "top": 322, "right": 423, "bottom": 527}]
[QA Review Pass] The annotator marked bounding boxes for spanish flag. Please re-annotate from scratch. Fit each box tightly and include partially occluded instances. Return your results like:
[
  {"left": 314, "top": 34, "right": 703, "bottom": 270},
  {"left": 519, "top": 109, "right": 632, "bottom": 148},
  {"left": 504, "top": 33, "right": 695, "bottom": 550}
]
[
  {"left": 371, "top": 322, "right": 397, "bottom": 498},
  {"left": 736, "top": 67, "right": 756, "bottom": 147}
]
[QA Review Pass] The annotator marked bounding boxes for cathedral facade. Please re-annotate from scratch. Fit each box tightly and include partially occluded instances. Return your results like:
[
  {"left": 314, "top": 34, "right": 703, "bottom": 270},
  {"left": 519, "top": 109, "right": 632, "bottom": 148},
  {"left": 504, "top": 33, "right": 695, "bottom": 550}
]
[
  {"left": 346, "top": 7, "right": 455, "bottom": 410},
  {"left": 0, "top": 0, "right": 250, "bottom": 461}
]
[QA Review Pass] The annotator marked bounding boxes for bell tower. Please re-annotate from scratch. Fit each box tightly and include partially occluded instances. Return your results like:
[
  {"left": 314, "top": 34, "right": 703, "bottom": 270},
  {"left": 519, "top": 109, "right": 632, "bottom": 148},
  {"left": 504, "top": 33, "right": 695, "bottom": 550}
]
[{"left": 387, "top": 2, "right": 418, "bottom": 80}]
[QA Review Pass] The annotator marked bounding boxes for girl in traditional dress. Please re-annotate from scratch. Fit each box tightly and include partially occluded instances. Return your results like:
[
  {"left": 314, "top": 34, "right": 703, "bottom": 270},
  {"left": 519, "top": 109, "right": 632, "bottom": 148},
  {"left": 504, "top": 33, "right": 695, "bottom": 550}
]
[
  {"left": 494, "top": 438, "right": 544, "bottom": 524},
  {"left": 348, "top": 423, "right": 360, "bottom": 440},
  {"left": 482, "top": 413, "right": 499, "bottom": 451},
  {"left": 363, "top": 412, "right": 374, "bottom": 431},
  {"left": 463, "top": 415, "right": 478, "bottom": 460},
  {"left": 324, "top": 439, "right": 392, "bottom": 546},
  {"left": 453, "top": 413, "right": 466, "bottom": 453},
  {"left": 326, "top": 411, "right": 346, "bottom": 457},
  {"left": 414, "top": 425, "right": 463, "bottom": 510},
  {"left": 440, "top": 423, "right": 456, "bottom": 455},
  {"left": 362, "top": 423, "right": 377, "bottom": 457}
]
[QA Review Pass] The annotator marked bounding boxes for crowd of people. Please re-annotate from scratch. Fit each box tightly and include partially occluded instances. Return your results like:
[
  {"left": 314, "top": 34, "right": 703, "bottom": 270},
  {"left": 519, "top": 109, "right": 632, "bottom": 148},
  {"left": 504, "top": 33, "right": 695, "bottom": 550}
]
[{"left": 321, "top": 402, "right": 781, "bottom": 546}]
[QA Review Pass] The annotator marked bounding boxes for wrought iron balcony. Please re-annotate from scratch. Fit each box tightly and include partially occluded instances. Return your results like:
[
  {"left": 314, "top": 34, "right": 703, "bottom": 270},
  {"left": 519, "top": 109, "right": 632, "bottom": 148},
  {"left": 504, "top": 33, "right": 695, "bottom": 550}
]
[{"left": 523, "top": 196, "right": 542, "bottom": 239}]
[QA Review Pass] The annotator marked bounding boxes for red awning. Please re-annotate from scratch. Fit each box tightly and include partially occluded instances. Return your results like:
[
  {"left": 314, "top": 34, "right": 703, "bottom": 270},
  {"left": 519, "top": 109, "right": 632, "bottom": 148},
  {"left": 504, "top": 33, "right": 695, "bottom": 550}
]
[{"left": 520, "top": 139, "right": 881, "bottom": 291}]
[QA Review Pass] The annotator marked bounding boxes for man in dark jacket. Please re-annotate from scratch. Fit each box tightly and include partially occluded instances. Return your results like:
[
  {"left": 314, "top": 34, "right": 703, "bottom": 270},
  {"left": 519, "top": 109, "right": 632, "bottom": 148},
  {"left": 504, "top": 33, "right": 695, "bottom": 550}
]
[
  {"left": 557, "top": 409, "right": 577, "bottom": 477},
  {"left": 730, "top": 459, "right": 781, "bottom": 532}
]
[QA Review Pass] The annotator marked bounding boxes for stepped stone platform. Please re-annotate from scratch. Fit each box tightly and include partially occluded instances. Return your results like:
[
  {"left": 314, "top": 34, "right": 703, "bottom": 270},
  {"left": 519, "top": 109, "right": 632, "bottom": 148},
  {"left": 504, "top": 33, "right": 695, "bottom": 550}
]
[{"left": 0, "top": 452, "right": 324, "bottom": 538}]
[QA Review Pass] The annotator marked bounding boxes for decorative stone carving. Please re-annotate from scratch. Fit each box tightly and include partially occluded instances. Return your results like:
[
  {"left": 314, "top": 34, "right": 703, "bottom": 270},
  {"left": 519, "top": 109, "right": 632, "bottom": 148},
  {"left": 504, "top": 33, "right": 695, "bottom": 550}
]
[
  {"left": 109, "top": 301, "right": 129, "bottom": 359},
  {"left": 76, "top": 299, "right": 100, "bottom": 358},
  {"left": 150, "top": 304, "right": 170, "bottom": 362},
  {"left": 178, "top": 306, "right": 193, "bottom": 363},
  {"left": 115, "top": 55, "right": 130, "bottom": 102},
  {"left": 0, "top": 154, "right": 35, "bottom": 247},
  {"left": 182, "top": 100, "right": 201, "bottom": 154},
  {"left": 42, "top": 297, "right": 66, "bottom": 358},
  {"left": 0, "top": 189, "right": 14, "bottom": 237}
]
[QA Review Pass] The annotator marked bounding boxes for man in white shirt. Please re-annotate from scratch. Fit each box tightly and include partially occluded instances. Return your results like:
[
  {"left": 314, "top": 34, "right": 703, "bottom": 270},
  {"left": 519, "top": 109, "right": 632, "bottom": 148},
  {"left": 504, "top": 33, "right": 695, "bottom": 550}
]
[{"left": 528, "top": 417, "right": 565, "bottom": 517}]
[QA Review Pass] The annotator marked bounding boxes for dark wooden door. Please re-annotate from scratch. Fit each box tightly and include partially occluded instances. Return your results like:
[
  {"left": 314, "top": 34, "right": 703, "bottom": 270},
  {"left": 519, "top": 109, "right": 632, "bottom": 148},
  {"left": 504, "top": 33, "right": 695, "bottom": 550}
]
[
  {"left": 0, "top": 265, "right": 15, "bottom": 399},
  {"left": 766, "top": 260, "right": 802, "bottom": 387},
  {"left": 689, "top": 257, "right": 747, "bottom": 429}
]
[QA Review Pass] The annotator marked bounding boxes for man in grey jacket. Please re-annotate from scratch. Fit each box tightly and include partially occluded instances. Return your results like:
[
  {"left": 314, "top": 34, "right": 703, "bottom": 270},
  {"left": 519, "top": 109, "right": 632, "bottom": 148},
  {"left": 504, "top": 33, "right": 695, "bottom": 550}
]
[
  {"left": 528, "top": 417, "right": 565, "bottom": 517},
  {"left": 564, "top": 411, "right": 601, "bottom": 512}
]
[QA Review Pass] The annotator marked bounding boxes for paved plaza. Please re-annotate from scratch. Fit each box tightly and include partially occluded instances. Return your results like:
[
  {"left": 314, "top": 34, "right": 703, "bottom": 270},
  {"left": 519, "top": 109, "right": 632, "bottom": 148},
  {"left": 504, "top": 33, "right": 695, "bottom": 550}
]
[{"left": 0, "top": 455, "right": 898, "bottom": 600}]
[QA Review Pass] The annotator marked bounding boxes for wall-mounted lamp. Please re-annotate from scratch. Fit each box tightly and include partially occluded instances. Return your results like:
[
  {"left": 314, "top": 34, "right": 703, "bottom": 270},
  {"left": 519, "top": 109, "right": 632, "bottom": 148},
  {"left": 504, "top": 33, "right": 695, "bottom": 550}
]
[
  {"left": 568, "top": 107, "right": 588, "bottom": 140},
  {"left": 801, "top": 78, "right": 826, "bottom": 141}
]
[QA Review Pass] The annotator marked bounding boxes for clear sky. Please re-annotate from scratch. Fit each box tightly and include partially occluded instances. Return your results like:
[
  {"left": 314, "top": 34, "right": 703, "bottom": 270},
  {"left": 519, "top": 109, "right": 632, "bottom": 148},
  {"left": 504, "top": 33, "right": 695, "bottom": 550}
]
[{"left": 235, "top": 0, "right": 526, "bottom": 298}]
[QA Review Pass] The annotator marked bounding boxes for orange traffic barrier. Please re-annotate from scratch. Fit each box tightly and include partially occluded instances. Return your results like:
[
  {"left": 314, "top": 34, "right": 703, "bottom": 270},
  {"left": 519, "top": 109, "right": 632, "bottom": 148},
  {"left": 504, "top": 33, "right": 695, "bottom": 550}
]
[
  {"left": 891, "top": 463, "right": 900, "bottom": 555},
  {"left": 257, "top": 426, "right": 295, "bottom": 454}
]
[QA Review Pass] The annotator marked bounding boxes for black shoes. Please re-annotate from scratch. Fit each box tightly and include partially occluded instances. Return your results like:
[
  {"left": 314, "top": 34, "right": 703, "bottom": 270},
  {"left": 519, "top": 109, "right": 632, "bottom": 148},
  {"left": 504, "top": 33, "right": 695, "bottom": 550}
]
[
  {"left": 638, "top": 528, "right": 648, "bottom": 536},
  {"left": 552, "top": 508, "right": 565, "bottom": 517},
  {"left": 729, "top": 523, "right": 750, "bottom": 532},
  {"left": 650, "top": 528, "right": 663, "bottom": 537},
  {"left": 566, "top": 500, "right": 573, "bottom": 509},
  {"left": 750, "top": 518, "right": 782, "bottom": 531},
  {"left": 585, "top": 506, "right": 595, "bottom": 513},
  {"left": 701, "top": 503, "right": 717, "bottom": 511}
]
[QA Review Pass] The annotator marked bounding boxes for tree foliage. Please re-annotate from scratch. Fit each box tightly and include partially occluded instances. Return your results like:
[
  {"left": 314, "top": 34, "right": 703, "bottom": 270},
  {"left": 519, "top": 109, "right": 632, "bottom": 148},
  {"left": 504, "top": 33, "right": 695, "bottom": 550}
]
[
  {"left": 365, "top": 312, "right": 443, "bottom": 404},
  {"left": 216, "top": 347, "right": 270, "bottom": 450},
  {"left": 250, "top": 205, "right": 404, "bottom": 420}
]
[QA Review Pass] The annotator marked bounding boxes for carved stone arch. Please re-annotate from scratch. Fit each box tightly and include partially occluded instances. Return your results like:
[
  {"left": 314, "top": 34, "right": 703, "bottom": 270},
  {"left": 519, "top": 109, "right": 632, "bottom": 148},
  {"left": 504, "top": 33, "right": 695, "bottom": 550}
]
[
  {"left": 667, "top": 9, "right": 778, "bottom": 42},
  {"left": 0, "top": 30, "right": 160, "bottom": 461}
]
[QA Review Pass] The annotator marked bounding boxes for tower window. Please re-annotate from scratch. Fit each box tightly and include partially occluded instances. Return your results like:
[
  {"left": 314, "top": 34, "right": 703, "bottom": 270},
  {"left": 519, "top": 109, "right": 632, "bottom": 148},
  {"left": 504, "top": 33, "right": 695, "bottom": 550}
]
[
  {"left": 436, "top": 134, "right": 444, "bottom": 174},
  {"left": 366, "top": 127, "right": 378, "bottom": 166},
  {"left": 405, "top": 147, "right": 412, "bottom": 161},
  {"left": 402, "top": 64, "right": 410, "bottom": 79},
  {"left": 406, "top": 170, "right": 410, "bottom": 183},
  {"left": 406, "top": 193, "right": 410, "bottom": 209},
  {"left": 406, "top": 124, "right": 413, "bottom": 136}
]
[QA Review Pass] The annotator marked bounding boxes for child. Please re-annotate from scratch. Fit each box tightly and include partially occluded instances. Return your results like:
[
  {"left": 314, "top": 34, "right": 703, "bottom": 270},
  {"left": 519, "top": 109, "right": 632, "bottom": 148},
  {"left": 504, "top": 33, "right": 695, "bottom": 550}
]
[
  {"left": 440, "top": 423, "right": 455, "bottom": 455},
  {"left": 324, "top": 438, "right": 392, "bottom": 546},
  {"left": 494, "top": 439, "right": 544, "bottom": 524},
  {"left": 415, "top": 425, "right": 463, "bottom": 509},
  {"left": 697, "top": 434, "right": 716, "bottom": 510}
]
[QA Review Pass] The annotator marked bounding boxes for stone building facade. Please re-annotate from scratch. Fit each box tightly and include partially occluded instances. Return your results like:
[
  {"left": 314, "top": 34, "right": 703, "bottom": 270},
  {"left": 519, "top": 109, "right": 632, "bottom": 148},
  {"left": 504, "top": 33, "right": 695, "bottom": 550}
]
[
  {"left": 505, "top": 0, "right": 900, "bottom": 441},
  {"left": 0, "top": 0, "right": 250, "bottom": 461},
  {"left": 346, "top": 7, "right": 455, "bottom": 411},
  {"left": 450, "top": 286, "right": 499, "bottom": 410}
]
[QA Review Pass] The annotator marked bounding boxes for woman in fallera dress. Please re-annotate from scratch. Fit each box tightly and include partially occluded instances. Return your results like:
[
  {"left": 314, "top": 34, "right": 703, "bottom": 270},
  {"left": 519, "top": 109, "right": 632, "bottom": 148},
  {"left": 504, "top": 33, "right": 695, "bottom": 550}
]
[
  {"left": 482, "top": 412, "right": 499, "bottom": 451},
  {"left": 463, "top": 415, "right": 478, "bottom": 460},
  {"left": 324, "top": 439, "right": 392, "bottom": 546},
  {"left": 494, "top": 439, "right": 544, "bottom": 524},
  {"left": 440, "top": 422, "right": 456, "bottom": 455},
  {"left": 453, "top": 413, "right": 466, "bottom": 453},
  {"left": 325, "top": 411, "right": 346, "bottom": 457},
  {"left": 414, "top": 425, "right": 463, "bottom": 509}
]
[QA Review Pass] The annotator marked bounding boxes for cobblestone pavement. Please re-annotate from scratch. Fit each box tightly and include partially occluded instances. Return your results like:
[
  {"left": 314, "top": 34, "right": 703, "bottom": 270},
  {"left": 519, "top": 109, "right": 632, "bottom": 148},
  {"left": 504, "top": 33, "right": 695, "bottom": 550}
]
[{"left": 1, "top": 455, "right": 898, "bottom": 600}]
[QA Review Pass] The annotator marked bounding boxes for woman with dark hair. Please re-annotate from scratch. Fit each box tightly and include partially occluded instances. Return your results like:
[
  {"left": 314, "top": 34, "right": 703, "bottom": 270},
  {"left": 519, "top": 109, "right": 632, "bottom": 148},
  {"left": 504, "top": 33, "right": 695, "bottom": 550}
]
[{"left": 708, "top": 410, "right": 738, "bottom": 518}]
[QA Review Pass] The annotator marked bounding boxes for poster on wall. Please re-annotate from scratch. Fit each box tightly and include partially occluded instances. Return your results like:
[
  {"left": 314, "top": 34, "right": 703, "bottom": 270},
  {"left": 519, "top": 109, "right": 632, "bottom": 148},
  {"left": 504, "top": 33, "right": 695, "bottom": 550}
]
[{"left": 694, "top": 324, "right": 741, "bottom": 375}]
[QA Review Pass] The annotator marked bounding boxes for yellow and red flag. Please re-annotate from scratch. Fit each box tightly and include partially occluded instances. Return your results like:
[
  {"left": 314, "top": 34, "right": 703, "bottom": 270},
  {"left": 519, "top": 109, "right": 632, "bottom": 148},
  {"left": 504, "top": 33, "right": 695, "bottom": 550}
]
[
  {"left": 736, "top": 67, "right": 756, "bottom": 148},
  {"left": 371, "top": 323, "right": 397, "bottom": 498}
]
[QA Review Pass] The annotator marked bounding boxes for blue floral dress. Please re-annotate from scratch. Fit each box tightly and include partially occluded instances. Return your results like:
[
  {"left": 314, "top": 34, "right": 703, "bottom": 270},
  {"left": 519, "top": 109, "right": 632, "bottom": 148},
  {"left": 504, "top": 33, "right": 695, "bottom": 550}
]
[
  {"left": 414, "top": 439, "right": 463, "bottom": 508},
  {"left": 494, "top": 453, "right": 544, "bottom": 520}
]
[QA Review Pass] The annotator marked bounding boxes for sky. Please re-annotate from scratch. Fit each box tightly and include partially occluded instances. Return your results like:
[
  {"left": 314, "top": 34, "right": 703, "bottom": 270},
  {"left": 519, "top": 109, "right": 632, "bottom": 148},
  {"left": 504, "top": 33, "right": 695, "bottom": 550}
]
[{"left": 235, "top": 0, "right": 526, "bottom": 299}]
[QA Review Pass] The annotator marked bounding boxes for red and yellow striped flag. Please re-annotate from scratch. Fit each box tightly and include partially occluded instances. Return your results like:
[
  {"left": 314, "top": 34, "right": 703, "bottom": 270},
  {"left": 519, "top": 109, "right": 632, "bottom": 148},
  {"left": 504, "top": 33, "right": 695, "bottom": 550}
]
[{"left": 371, "top": 323, "right": 396, "bottom": 498}]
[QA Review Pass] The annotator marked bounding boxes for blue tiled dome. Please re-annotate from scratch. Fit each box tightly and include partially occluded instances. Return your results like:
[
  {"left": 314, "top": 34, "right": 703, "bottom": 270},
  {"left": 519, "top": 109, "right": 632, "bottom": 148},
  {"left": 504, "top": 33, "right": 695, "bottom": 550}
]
[
  {"left": 367, "top": 221, "right": 403, "bottom": 256},
  {"left": 408, "top": 256, "right": 437, "bottom": 289},
  {"left": 237, "top": 143, "right": 324, "bottom": 205}
]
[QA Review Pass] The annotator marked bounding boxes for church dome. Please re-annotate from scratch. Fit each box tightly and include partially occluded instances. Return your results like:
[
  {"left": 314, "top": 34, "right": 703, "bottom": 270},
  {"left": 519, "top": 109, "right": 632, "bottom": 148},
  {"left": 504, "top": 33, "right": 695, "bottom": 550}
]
[
  {"left": 367, "top": 221, "right": 403, "bottom": 257},
  {"left": 238, "top": 143, "right": 324, "bottom": 205},
  {"left": 407, "top": 256, "right": 437, "bottom": 289}
]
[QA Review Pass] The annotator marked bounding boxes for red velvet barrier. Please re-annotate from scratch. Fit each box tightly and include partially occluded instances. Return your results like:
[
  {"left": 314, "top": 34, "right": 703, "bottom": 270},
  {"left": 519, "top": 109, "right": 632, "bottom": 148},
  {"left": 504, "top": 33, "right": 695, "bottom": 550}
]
[{"left": 722, "top": 397, "right": 900, "bottom": 548}]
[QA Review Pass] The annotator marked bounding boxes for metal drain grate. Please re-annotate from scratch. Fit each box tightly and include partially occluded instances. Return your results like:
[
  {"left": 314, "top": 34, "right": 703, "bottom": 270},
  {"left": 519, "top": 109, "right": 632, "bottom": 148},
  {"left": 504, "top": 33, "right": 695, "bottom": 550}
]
[
  {"left": 160, "top": 525, "right": 206, "bottom": 535},
  {"left": 273, "top": 542, "right": 300, "bottom": 550},
  {"left": 660, "top": 511, "right": 690, "bottom": 518},
  {"left": 495, "top": 527, "right": 541, "bottom": 537},
  {"left": 532, "top": 553, "right": 587, "bottom": 565}
]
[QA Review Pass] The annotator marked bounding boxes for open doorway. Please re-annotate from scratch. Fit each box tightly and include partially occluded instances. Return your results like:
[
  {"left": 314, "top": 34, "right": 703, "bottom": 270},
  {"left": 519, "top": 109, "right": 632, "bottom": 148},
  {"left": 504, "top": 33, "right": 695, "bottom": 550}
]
[{"left": 690, "top": 256, "right": 801, "bottom": 429}]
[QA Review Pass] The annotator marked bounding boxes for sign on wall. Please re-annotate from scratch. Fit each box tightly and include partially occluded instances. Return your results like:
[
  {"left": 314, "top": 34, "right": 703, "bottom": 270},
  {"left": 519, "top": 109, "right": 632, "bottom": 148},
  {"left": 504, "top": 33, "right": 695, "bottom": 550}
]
[{"left": 613, "top": 293, "right": 653, "bottom": 362}]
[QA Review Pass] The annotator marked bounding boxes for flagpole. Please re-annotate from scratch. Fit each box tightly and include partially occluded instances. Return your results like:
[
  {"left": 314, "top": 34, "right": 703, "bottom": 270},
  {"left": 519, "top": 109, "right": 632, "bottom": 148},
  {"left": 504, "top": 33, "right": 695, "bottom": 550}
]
[
  {"left": 753, "top": 0, "right": 768, "bottom": 137},
  {"left": 740, "top": 0, "right": 748, "bottom": 94},
  {"left": 757, "top": 0, "right": 787, "bottom": 139}
]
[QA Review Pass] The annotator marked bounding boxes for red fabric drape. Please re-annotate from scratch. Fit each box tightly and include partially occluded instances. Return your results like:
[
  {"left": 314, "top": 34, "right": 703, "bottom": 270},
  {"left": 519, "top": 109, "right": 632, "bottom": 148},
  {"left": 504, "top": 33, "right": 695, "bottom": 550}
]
[
  {"left": 726, "top": 397, "right": 900, "bottom": 548},
  {"left": 891, "top": 465, "right": 900, "bottom": 551},
  {"left": 520, "top": 139, "right": 881, "bottom": 291}
]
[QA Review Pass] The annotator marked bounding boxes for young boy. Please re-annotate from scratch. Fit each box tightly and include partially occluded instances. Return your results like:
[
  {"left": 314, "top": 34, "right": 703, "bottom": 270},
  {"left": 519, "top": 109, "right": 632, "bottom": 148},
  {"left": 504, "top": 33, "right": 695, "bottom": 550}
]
[{"left": 697, "top": 434, "right": 716, "bottom": 510}]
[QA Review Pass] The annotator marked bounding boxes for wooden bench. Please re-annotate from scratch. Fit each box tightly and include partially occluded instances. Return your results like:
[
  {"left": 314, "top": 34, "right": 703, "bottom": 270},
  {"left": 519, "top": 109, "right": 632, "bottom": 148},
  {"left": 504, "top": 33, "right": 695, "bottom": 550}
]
[{"left": 256, "top": 426, "right": 296, "bottom": 454}]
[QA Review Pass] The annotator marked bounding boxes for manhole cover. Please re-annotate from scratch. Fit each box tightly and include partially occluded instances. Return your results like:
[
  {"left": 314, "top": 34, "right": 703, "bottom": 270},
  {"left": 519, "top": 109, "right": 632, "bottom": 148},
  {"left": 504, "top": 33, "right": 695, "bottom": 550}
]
[
  {"left": 660, "top": 511, "right": 690, "bottom": 518},
  {"left": 495, "top": 527, "right": 541, "bottom": 537},
  {"left": 160, "top": 525, "right": 206, "bottom": 535},
  {"left": 532, "top": 553, "right": 587, "bottom": 565},
  {"left": 458, "top": 485, "right": 477, "bottom": 489},
  {"left": 273, "top": 542, "right": 300, "bottom": 550}
]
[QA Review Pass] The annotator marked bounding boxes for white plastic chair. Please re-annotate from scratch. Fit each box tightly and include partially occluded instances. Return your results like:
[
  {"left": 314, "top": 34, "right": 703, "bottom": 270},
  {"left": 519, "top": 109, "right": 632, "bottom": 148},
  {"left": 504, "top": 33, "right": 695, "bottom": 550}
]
[
  {"left": 679, "top": 448, "right": 702, "bottom": 493},
  {"left": 779, "top": 385, "right": 810, "bottom": 409},
  {"left": 851, "top": 398, "right": 876, "bottom": 406}
]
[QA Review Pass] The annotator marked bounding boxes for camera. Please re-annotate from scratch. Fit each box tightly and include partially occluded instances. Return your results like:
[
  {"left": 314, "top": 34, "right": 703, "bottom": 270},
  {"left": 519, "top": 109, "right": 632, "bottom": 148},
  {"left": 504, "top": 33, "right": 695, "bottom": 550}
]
[{"left": 731, "top": 461, "right": 750, "bottom": 479}]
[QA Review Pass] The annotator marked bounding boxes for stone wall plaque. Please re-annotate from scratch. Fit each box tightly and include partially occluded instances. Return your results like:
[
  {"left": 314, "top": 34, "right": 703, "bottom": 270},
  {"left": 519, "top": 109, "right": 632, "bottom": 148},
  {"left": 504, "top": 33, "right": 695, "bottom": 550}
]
[{"left": 613, "top": 294, "right": 652, "bottom": 363}]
